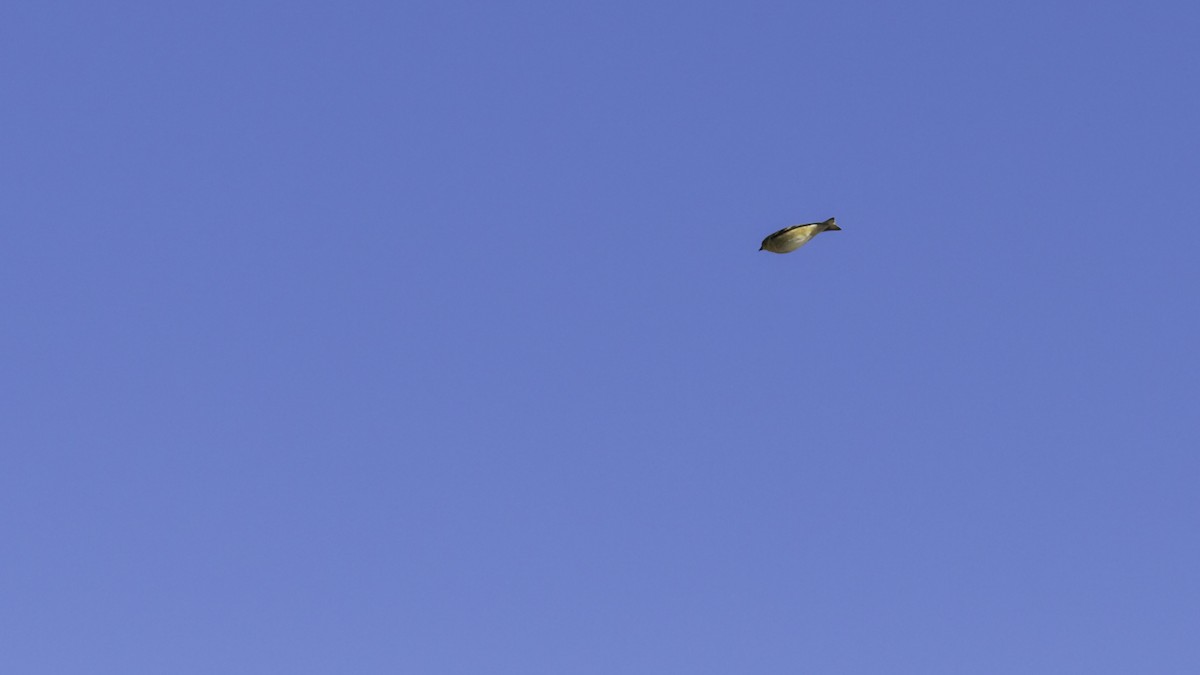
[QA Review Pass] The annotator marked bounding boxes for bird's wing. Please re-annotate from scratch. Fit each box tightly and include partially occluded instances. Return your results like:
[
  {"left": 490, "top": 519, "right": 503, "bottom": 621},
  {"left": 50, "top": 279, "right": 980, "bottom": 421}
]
[{"left": 766, "top": 223, "right": 816, "bottom": 238}]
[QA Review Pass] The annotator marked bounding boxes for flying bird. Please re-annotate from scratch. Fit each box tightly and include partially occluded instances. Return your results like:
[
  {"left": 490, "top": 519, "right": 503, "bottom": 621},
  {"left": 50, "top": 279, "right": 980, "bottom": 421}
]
[{"left": 759, "top": 217, "right": 841, "bottom": 254}]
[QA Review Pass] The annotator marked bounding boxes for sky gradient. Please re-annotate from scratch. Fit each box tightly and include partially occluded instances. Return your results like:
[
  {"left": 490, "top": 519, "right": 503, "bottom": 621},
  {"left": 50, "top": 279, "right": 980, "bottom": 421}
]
[{"left": 3, "top": 1, "right": 1199, "bottom": 673}]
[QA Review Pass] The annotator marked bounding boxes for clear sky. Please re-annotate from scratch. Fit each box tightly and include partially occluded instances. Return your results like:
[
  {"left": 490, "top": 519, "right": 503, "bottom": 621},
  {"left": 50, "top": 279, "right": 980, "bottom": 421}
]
[{"left": 3, "top": 1, "right": 1199, "bottom": 673}]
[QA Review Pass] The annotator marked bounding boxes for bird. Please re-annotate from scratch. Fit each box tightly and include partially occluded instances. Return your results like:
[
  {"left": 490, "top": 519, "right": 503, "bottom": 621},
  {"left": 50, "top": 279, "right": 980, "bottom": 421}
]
[{"left": 759, "top": 217, "right": 841, "bottom": 254}]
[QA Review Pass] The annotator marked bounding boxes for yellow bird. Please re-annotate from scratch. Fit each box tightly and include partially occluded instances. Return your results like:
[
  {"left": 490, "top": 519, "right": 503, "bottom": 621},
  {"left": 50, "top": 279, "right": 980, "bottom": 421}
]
[{"left": 759, "top": 217, "right": 841, "bottom": 254}]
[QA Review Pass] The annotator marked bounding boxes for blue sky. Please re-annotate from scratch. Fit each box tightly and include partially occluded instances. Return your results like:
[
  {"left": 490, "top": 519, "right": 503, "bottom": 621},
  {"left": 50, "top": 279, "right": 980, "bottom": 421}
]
[{"left": 3, "top": 1, "right": 1198, "bottom": 672}]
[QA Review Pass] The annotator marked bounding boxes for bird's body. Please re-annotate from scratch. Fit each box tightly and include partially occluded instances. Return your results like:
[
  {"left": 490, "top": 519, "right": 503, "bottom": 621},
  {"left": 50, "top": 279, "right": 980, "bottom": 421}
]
[{"left": 759, "top": 217, "right": 840, "bottom": 253}]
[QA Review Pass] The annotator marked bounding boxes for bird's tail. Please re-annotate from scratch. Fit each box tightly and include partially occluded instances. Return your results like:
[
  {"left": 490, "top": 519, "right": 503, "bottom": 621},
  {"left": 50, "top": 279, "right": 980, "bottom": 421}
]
[{"left": 823, "top": 217, "right": 841, "bottom": 231}]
